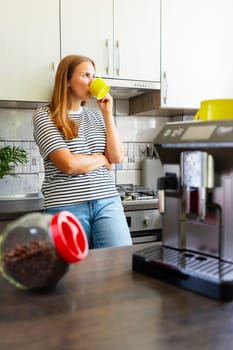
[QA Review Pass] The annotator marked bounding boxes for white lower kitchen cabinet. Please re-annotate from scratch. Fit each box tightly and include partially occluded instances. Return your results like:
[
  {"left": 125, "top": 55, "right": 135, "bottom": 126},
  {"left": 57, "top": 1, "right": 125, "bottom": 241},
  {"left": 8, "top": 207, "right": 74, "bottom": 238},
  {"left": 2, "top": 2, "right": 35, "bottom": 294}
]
[
  {"left": 161, "top": 0, "right": 233, "bottom": 109},
  {"left": 0, "top": 0, "right": 60, "bottom": 102}
]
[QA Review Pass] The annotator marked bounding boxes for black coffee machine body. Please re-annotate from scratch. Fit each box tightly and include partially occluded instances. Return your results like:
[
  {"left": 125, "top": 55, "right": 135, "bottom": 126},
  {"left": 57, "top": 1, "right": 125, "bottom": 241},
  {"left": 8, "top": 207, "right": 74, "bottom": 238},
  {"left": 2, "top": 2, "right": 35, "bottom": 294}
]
[{"left": 133, "top": 120, "right": 233, "bottom": 300}]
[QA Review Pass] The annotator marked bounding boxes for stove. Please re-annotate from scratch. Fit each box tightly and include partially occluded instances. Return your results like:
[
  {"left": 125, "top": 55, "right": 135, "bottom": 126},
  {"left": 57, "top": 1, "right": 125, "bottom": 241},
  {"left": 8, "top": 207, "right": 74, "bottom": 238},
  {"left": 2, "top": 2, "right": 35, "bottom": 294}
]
[
  {"left": 116, "top": 184, "right": 162, "bottom": 244},
  {"left": 116, "top": 184, "right": 155, "bottom": 201},
  {"left": 116, "top": 184, "right": 158, "bottom": 209}
]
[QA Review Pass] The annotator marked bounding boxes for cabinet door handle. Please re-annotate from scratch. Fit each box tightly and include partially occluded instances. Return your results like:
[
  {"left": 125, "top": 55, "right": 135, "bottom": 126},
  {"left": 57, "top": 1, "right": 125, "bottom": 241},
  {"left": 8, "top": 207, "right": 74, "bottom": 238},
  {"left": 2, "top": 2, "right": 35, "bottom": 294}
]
[
  {"left": 162, "top": 71, "right": 168, "bottom": 105},
  {"left": 116, "top": 40, "right": 121, "bottom": 76},
  {"left": 106, "top": 38, "right": 111, "bottom": 76}
]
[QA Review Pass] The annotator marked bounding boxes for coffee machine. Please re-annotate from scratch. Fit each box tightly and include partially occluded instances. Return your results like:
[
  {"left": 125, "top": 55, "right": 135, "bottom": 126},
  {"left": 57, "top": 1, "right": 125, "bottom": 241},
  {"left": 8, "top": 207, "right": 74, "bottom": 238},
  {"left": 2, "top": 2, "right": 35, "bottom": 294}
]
[{"left": 133, "top": 120, "right": 233, "bottom": 300}]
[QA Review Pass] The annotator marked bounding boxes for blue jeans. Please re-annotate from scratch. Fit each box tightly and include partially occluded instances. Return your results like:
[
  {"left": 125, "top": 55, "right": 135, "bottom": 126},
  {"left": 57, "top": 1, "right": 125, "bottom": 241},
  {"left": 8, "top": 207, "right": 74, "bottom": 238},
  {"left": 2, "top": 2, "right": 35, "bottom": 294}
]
[{"left": 46, "top": 196, "right": 132, "bottom": 249}]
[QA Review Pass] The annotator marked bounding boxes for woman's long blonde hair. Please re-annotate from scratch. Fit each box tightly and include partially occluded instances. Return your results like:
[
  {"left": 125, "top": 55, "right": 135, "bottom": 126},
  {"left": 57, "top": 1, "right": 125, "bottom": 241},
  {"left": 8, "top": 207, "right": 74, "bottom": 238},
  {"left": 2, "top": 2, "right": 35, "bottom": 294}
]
[{"left": 48, "top": 55, "right": 95, "bottom": 140}]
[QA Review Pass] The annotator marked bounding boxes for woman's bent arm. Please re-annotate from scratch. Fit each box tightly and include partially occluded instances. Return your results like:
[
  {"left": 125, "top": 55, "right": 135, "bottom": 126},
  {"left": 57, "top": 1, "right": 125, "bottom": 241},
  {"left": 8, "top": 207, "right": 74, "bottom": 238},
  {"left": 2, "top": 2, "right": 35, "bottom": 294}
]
[
  {"left": 97, "top": 95, "right": 124, "bottom": 164},
  {"left": 49, "top": 148, "right": 112, "bottom": 175}
]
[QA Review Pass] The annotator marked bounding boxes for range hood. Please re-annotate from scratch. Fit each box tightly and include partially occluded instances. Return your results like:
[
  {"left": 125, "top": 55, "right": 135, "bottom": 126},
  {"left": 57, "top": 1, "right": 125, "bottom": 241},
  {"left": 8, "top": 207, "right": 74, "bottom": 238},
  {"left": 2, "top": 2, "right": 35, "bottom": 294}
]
[
  {"left": 103, "top": 77, "right": 160, "bottom": 100},
  {"left": 129, "top": 90, "right": 197, "bottom": 116}
]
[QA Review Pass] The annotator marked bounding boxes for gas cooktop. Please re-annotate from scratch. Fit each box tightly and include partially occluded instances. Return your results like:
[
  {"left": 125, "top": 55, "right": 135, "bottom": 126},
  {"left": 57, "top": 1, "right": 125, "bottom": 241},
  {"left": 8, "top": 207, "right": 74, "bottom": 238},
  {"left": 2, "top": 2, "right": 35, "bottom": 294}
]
[{"left": 116, "top": 184, "right": 156, "bottom": 201}]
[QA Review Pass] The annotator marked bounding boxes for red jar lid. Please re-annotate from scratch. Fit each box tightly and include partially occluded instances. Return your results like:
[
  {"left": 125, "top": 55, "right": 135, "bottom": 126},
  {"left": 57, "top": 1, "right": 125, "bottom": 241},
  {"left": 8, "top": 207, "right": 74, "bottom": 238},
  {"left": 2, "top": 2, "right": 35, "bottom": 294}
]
[{"left": 50, "top": 211, "right": 88, "bottom": 263}]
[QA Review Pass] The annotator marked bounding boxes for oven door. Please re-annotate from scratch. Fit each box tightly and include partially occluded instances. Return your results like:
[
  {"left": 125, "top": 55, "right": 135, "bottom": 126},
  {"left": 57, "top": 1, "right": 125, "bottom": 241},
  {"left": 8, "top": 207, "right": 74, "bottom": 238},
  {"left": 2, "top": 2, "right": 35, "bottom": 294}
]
[
  {"left": 131, "top": 230, "right": 161, "bottom": 244},
  {"left": 125, "top": 209, "right": 162, "bottom": 244}
]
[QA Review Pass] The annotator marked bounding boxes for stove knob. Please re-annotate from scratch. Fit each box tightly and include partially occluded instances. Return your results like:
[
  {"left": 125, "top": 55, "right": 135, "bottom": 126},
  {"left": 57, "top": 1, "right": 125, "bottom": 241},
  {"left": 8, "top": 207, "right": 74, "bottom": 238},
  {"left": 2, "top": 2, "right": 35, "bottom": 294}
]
[{"left": 143, "top": 216, "right": 152, "bottom": 226}]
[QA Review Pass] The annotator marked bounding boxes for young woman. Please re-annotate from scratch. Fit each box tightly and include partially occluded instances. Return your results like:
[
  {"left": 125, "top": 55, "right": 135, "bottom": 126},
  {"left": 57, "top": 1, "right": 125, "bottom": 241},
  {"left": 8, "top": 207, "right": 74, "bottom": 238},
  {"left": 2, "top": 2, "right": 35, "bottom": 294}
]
[{"left": 33, "top": 55, "right": 132, "bottom": 249}]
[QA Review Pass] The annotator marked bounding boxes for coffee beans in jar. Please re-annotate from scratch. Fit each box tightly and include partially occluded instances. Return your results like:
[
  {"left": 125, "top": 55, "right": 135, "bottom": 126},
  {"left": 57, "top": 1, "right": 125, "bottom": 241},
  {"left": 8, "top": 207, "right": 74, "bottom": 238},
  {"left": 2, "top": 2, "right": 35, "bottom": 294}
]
[
  {"left": 0, "top": 211, "right": 88, "bottom": 291},
  {"left": 3, "top": 240, "right": 69, "bottom": 290}
]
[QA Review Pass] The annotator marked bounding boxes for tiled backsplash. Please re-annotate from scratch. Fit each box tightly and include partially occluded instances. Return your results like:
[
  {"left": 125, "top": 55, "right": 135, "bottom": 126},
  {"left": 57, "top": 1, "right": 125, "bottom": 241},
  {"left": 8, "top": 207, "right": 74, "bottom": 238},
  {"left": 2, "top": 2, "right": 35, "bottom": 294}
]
[
  {"left": 0, "top": 140, "right": 43, "bottom": 174},
  {"left": 0, "top": 140, "right": 42, "bottom": 195},
  {"left": 0, "top": 108, "right": 42, "bottom": 195},
  {"left": 0, "top": 101, "right": 172, "bottom": 194},
  {"left": 0, "top": 173, "right": 39, "bottom": 195},
  {"left": 115, "top": 101, "right": 170, "bottom": 185}
]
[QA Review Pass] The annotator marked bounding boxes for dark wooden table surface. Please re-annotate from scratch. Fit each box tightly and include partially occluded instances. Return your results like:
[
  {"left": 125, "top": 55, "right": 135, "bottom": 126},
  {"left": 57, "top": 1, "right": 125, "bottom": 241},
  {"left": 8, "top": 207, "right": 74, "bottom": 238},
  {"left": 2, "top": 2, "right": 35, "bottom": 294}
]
[{"left": 1, "top": 243, "right": 233, "bottom": 350}]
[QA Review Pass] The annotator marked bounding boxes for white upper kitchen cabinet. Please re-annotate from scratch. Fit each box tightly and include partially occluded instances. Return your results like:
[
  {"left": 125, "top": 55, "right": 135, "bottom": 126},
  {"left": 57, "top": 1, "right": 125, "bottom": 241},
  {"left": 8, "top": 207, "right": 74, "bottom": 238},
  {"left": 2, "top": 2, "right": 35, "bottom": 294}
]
[
  {"left": 61, "top": 0, "right": 113, "bottom": 77},
  {"left": 61, "top": 0, "right": 160, "bottom": 82},
  {"left": 113, "top": 0, "right": 160, "bottom": 81},
  {"left": 0, "top": 0, "right": 60, "bottom": 102},
  {"left": 161, "top": 0, "right": 233, "bottom": 109}
]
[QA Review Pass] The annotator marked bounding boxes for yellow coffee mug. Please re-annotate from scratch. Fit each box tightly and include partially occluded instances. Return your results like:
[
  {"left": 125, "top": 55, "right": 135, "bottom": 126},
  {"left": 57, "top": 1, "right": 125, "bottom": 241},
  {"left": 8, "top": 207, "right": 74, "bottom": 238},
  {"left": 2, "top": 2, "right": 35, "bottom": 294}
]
[
  {"left": 194, "top": 99, "right": 233, "bottom": 121},
  {"left": 88, "top": 77, "right": 110, "bottom": 100}
]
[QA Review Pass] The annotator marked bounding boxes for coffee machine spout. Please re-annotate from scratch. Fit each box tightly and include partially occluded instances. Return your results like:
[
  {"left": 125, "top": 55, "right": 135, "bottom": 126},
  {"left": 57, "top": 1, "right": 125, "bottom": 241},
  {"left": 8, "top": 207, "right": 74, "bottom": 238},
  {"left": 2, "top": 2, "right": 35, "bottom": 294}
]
[
  {"left": 157, "top": 173, "right": 179, "bottom": 214},
  {"left": 181, "top": 151, "right": 214, "bottom": 221}
]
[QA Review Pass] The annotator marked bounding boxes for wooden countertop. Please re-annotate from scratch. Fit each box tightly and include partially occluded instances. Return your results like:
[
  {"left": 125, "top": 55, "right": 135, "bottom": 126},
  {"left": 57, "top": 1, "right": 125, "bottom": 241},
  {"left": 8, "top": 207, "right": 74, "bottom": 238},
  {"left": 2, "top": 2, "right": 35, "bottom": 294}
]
[{"left": 0, "top": 243, "right": 233, "bottom": 350}]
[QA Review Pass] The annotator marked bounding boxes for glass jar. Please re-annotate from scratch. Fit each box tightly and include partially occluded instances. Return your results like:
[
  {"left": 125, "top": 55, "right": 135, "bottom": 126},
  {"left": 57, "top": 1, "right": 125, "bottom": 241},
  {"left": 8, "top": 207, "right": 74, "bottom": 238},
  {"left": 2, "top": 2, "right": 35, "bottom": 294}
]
[{"left": 0, "top": 211, "right": 88, "bottom": 291}]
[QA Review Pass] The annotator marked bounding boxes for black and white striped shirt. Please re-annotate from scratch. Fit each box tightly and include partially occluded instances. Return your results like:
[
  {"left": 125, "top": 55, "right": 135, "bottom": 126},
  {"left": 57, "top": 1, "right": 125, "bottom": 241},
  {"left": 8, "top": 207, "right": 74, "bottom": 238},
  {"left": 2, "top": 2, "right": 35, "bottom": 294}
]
[{"left": 33, "top": 106, "right": 118, "bottom": 209}]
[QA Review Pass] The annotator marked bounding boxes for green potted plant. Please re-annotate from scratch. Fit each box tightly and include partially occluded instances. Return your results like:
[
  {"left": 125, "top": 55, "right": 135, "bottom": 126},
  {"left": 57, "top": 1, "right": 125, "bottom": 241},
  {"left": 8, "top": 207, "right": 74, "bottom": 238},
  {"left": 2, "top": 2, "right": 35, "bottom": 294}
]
[{"left": 0, "top": 145, "right": 28, "bottom": 179}]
